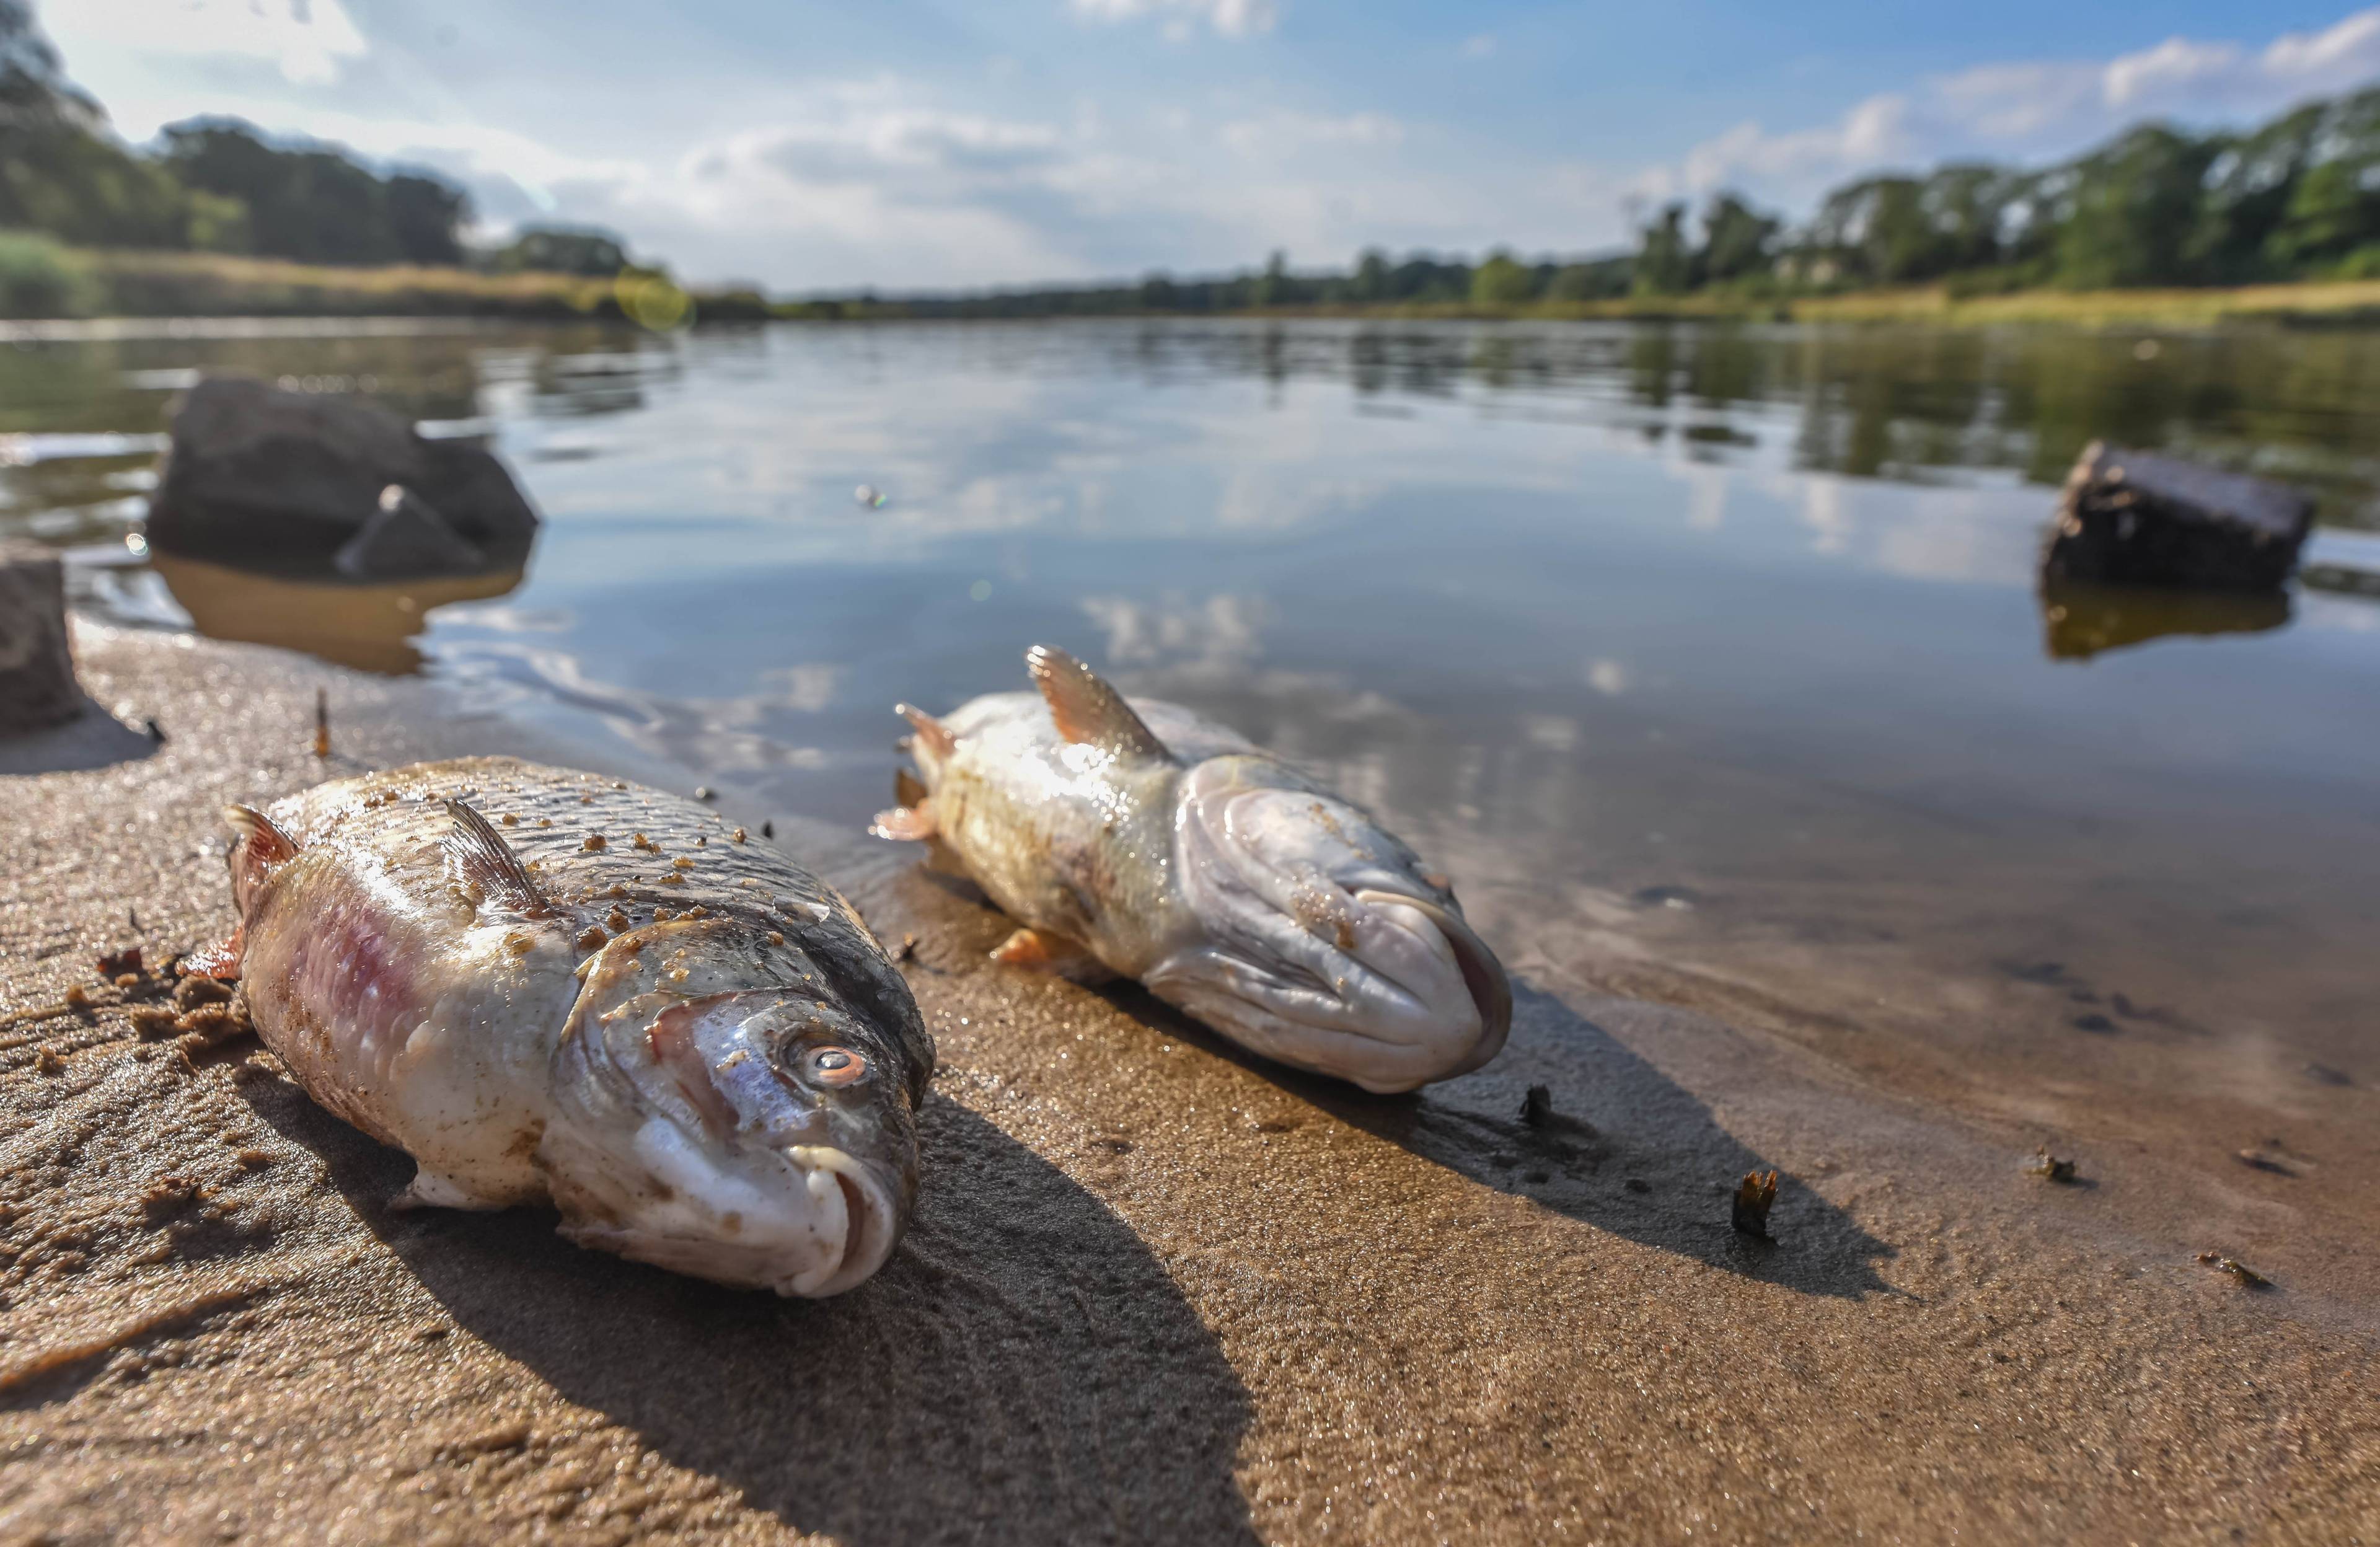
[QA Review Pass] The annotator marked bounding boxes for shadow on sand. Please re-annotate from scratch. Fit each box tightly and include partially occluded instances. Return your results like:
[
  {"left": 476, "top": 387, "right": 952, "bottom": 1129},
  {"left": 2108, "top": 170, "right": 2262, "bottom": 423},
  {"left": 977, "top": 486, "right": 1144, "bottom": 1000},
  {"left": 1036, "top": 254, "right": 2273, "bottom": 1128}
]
[
  {"left": 241, "top": 1084, "right": 1258, "bottom": 1547},
  {"left": 896, "top": 857, "right": 1892, "bottom": 1301},
  {"left": 1098, "top": 979, "right": 1897, "bottom": 1302},
  {"left": 0, "top": 696, "right": 159, "bottom": 775}
]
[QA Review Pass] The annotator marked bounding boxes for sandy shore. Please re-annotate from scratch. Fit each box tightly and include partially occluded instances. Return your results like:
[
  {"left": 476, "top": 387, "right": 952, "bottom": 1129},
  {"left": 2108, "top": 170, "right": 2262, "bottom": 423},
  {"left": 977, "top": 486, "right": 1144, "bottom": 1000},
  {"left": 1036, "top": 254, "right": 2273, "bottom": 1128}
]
[{"left": 3, "top": 622, "right": 2375, "bottom": 1545}]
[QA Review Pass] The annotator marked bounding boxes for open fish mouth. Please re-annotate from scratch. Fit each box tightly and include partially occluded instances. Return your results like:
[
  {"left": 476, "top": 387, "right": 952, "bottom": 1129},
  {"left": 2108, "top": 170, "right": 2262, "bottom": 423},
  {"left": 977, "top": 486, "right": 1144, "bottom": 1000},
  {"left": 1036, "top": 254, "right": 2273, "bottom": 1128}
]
[
  {"left": 553, "top": 1141, "right": 901, "bottom": 1298},
  {"left": 785, "top": 1145, "right": 899, "bottom": 1297},
  {"left": 1347, "top": 887, "right": 1512, "bottom": 1077}
]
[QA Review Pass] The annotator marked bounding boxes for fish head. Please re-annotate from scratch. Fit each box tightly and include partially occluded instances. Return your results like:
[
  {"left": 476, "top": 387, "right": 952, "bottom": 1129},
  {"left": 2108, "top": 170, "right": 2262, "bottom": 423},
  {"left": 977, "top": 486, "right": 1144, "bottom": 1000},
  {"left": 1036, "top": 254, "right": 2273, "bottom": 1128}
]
[
  {"left": 1150, "top": 756, "right": 1512, "bottom": 1094},
  {"left": 544, "top": 917, "right": 928, "bottom": 1296}
]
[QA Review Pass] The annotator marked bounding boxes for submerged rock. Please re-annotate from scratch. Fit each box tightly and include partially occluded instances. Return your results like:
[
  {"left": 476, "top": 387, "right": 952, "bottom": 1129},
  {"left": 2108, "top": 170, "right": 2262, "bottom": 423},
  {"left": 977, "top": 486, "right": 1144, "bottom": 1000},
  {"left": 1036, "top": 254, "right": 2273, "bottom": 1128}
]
[
  {"left": 146, "top": 377, "right": 538, "bottom": 579},
  {"left": 2042, "top": 442, "right": 2312, "bottom": 593}
]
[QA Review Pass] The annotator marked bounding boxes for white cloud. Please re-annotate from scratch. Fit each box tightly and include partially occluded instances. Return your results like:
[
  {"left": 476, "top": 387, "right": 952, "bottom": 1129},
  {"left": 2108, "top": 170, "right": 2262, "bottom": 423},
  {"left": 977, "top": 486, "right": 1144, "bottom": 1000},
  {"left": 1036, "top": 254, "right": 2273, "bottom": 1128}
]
[
  {"left": 1647, "top": 6, "right": 2380, "bottom": 209},
  {"left": 1069, "top": 0, "right": 1279, "bottom": 38},
  {"left": 1460, "top": 34, "right": 1497, "bottom": 61},
  {"left": 49, "top": 0, "right": 365, "bottom": 88},
  {"left": 1222, "top": 110, "right": 1403, "bottom": 156}
]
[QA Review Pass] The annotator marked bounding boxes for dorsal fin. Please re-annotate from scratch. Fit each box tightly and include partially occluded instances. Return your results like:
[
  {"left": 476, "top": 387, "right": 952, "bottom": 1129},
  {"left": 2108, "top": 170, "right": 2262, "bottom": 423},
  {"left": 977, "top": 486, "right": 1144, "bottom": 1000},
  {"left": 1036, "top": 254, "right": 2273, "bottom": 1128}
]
[
  {"left": 223, "top": 804, "right": 301, "bottom": 865},
  {"left": 895, "top": 703, "right": 956, "bottom": 757},
  {"left": 443, "top": 798, "right": 554, "bottom": 918},
  {"left": 1024, "top": 645, "right": 1171, "bottom": 762}
]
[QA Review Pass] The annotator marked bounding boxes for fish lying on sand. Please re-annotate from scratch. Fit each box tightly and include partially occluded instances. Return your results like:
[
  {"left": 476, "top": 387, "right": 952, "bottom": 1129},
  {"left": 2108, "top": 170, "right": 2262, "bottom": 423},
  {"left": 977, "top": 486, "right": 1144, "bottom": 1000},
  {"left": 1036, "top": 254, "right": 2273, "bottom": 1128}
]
[
  {"left": 872, "top": 647, "right": 1510, "bottom": 1093},
  {"left": 206, "top": 757, "right": 933, "bottom": 1297}
]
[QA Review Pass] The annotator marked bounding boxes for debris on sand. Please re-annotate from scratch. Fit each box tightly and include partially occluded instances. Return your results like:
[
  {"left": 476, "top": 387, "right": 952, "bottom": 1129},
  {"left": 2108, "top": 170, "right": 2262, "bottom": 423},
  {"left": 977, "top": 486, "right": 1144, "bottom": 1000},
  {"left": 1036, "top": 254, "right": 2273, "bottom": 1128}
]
[
  {"left": 176, "top": 1000, "right": 254, "bottom": 1049},
  {"left": 2197, "top": 1253, "right": 2272, "bottom": 1289},
  {"left": 2026, "top": 1148, "right": 2079, "bottom": 1183},
  {"left": 2234, "top": 1148, "right": 2296, "bottom": 1176},
  {"left": 174, "top": 974, "right": 234, "bottom": 1011},
  {"left": 1520, "top": 1083, "right": 1554, "bottom": 1128},
  {"left": 313, "top": 687, "right": 331, "bottom": 759},
  {"left": 96, "top": 945, "right": 144, "bottom": 979},
  {"left": 1732, "top": 1170, "right": 1779, "bottom": 1238}
]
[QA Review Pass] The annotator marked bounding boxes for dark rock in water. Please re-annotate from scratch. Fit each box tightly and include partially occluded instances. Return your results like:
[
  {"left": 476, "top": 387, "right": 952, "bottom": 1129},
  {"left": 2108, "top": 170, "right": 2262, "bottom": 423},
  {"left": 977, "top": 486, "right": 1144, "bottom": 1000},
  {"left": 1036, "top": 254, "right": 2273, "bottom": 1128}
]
[
  {"left": 2042, "top": 441, "right": 2312, "bottom": 593},
  {"left": 146, "top": 377, "right": 538, "bottom": 576},
  {"left": 335, "top": 486, "right": 486, "bottom": 580},
  {"left": 0, "top": 543, "right": 82, "bottom": 736}
]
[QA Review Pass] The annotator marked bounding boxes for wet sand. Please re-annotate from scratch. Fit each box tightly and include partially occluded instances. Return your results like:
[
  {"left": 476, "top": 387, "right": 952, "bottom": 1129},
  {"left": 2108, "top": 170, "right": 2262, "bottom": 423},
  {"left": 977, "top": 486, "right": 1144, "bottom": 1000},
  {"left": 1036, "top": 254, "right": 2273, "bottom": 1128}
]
[{"left": 4, "top": 623, "right": 2376, "bottom": 1545}]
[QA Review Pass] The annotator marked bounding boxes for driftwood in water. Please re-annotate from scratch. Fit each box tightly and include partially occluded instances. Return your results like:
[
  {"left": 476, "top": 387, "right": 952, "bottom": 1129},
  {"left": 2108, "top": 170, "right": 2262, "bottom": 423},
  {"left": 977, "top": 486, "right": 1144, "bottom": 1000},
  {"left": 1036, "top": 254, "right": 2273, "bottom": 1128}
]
[{"left": 2043, "top": 442, "right": 2313, "bottom": 593}]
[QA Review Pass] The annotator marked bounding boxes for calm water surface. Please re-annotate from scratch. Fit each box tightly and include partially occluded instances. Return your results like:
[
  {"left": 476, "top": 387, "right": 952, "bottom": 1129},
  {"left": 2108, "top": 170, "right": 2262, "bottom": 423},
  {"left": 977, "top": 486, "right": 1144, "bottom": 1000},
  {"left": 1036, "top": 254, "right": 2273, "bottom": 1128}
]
[{"left": 7, "top": 317, "right": 2379, "bottom": 1119}]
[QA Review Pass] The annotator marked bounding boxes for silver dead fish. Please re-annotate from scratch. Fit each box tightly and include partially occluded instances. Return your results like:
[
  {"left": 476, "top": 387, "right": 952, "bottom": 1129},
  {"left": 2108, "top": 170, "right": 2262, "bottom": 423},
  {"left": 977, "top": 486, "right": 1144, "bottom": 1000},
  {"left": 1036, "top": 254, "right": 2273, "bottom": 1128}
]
[
  {"left": 872, "top": 647, "right": 1510, "bottom": 1093},
  {"left": 208, "top": 757, "right": 933, "bottom": 1297}
]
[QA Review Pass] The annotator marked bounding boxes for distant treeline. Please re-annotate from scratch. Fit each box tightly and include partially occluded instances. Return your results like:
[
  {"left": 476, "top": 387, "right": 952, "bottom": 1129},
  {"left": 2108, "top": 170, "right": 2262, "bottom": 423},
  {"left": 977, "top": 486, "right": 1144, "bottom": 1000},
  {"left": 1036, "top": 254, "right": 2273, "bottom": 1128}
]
[
  {"left": 795, "top": 84, "right": 2380, "bottom": 319},
  {"left": 5, "top": 0, "right": 2378, "bottom": 322},
  {"left": 0, "top": 2, "right": 639, "bottom": 280},
  {"left": 1646, "top": 86, "right": 2380, "bottom": 297}
]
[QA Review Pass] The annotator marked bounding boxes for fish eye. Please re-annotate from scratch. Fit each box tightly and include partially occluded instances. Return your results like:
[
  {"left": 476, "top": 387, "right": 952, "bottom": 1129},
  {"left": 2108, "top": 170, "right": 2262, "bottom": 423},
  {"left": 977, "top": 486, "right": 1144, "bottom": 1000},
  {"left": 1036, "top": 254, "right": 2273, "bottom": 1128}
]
[{"left": 807, "top": 1046, "right": 868, "bottom": 1086}]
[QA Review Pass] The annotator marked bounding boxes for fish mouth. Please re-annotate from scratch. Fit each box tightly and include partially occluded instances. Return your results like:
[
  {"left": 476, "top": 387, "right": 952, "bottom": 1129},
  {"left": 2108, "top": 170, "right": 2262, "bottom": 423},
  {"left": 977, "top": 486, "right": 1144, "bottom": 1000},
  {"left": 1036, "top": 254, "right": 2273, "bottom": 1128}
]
[
  {"left": 785, "top": 1145, "right": 899, "bottom": 1297},
  {"left": 1349, "top": 888, "right": 1512, "bottom": 1078}
]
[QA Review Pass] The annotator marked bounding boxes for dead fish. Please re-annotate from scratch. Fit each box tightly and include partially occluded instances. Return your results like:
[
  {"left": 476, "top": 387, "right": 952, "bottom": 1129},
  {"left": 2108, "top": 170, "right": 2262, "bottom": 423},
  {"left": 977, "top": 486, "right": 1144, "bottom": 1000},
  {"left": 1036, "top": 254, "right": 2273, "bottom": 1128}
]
[
  {"left": 208, "top": 757, "right": 932, "bottom": 1297},
  {"left": 873, "top": 646, "right": 1510, "bottom": 1093}
]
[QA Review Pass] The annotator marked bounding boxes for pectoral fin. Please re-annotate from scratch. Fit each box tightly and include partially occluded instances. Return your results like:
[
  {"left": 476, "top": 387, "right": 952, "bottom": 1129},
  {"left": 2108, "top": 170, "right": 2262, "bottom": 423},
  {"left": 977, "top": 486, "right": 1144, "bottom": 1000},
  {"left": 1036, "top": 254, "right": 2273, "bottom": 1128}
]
[
  {"left": 870, "top": 801, "right": 938, "bottom": 842},
  {"left": 992, "top": 927, "right": 1117, "bottom": 984},
  {"left": 1025, "top": 645, "right": 1171, "bottom": 762},
  {"left": 896, "top": 703, "right": 956, "bottom": 757},
  {"left": 392, "top": 1167, "right": 501, "bottom": 1212}
]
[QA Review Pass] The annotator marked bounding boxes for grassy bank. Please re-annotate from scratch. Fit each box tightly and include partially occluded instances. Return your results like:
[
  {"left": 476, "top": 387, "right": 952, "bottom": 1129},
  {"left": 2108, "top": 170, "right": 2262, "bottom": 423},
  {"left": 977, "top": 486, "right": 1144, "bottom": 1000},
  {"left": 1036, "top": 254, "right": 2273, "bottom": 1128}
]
[
  {"left": 1171, "top": 280, "right": 2380, "bottom": 328},
  {"left": 8, "top": 236, "right": 2380, "bottom": 328},
  {"left": 0, "top": 238, "right": 770, "bottom": 323}
]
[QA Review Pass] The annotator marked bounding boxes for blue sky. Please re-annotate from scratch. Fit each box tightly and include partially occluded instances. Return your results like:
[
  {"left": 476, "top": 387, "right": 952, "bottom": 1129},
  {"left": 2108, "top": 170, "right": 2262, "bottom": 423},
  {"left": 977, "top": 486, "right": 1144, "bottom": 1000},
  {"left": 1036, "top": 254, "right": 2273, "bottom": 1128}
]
[{"left": 39, "top": 1, "right": 2380, "bottom": 291}]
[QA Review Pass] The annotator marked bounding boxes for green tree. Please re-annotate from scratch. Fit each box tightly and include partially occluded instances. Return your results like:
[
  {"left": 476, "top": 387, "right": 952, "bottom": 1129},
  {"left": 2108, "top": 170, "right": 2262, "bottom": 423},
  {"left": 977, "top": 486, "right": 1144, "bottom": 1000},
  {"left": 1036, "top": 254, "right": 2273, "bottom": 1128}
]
[
  {"left": 1633, "top": 205, "right": 1692, "bottom": 294},
  {"left": 0, "top": 0, "right": 210, "bottom": 249},
  {"left": 484, "top": 225, "right": 629, "bottom": 276},
  {"left": 1252, "top": 249, "right": 1290, "bottom": 307},
  {"left": 2052, "top": 125, "right": 2218, "bottom": 288},
  {"left": 1470, "top": 249, "right": 1536, "bottom": 307},
  {"left": 1546, "top": 257, "right": 1629, "bottom": 301},
  {"left": 386, "top": 173, "right": 467, "bottom": 265},
  {"left": 1351, "top": 247, "right": 1390, "bottom": 302},
  {"left": 161, "top": 118, "right": 472, "bottom": 266},
  {"left": 1696, "top": 192, "right": 1781, "bottom": 283},
  {"left": 2262, "top": 90, "right": 2380, "bottom": 269}
]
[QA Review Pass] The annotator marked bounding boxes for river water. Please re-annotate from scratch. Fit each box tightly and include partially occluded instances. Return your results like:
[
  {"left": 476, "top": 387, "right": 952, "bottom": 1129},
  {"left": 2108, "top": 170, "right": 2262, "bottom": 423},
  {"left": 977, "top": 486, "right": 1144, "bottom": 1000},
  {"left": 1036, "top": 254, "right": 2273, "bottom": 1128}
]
[{"left": 6, "top": 315, "right": 2378, "bottom": 1165}]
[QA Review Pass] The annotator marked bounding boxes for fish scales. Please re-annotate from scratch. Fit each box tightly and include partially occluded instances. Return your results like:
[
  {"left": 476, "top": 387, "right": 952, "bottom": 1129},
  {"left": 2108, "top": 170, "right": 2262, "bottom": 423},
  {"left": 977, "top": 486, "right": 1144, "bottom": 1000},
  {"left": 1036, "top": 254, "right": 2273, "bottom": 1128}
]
[{"left": 224, "top": 756, "right": 932, "bottom": 1297}]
